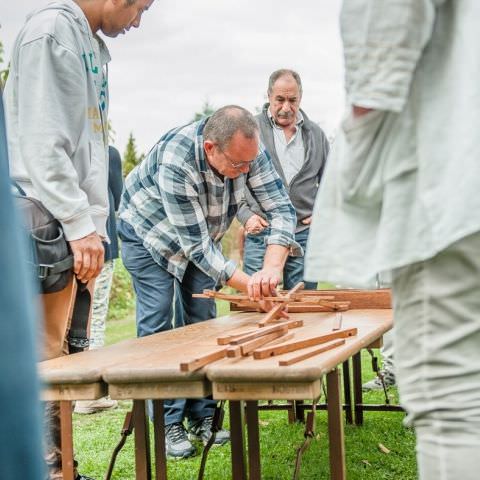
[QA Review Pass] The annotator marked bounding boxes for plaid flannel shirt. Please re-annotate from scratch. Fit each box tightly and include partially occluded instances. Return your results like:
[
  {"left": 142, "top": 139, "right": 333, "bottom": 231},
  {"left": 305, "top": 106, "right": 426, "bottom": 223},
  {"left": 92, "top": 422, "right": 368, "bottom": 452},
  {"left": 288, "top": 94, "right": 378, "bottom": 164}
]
[{"left": 119, "top": 117, "right": 297, "bottom": 284}]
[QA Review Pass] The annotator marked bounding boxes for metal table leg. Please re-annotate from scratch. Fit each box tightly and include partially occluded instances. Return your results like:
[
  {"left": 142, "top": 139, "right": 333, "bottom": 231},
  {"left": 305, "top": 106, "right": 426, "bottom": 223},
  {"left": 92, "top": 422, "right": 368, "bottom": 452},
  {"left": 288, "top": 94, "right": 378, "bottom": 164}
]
[
  {"left": 246, "top": 401, "right": 261, "bottom": 480},
  {"left": 133, "top": 400, "right": 152, "bottom": 480},
  {"left": 352, "top": 353, "right": 364, "bottom": 425},
  {"left": 60, "top": 400, "right": 75, "bottom": 480},
  {"left": 327, "top": 369, "right": 346, "bottom": 480},
  {"left": 229, "top": 401, "right": 247, "bottom": 480},
  {"left": 153, "top": 400, "right": 167, "bottom": 480}
]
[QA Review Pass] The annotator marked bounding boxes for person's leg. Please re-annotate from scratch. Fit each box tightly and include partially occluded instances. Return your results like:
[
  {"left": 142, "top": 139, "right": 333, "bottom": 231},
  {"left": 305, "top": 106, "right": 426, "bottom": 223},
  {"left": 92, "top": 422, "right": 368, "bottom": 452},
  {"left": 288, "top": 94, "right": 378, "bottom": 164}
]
[
  {"left": 178, "top": 262, "right": 218, "bottom": 422},
  {"left": 392, "top": 232, "right": 480, "bottom": 480},
  {"left": 362, "top": 330, "right": 396, "bottom": 390},
  {"left": 88, "top": 259, "right": 115, "bottom": 349},
  {"left": 119, "top": 220, "right": 186, "bottom": 426},
  {"left": 283, "top": 228, "right": 317, "bottom": 290},
  {"left": 242, "top": 230, "right": 267, "bottom": 275}
]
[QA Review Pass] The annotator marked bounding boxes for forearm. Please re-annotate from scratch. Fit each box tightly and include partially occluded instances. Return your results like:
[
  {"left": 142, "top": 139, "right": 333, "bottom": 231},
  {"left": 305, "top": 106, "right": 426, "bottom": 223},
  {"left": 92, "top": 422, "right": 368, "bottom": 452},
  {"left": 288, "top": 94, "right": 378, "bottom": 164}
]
[
  {"left": 226, "top": 268, "right": 251, "bottom": 293},
  {"left": 263, "top": 244, "right": 288, "bottom": 273}
]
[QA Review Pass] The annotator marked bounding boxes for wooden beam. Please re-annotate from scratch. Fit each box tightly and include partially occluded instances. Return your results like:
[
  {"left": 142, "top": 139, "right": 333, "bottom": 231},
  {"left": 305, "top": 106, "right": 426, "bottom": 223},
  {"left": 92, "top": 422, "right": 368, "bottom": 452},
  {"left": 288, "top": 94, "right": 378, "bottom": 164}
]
[
  {"left": 252, "top": 328, "right": 358, "bottom": 359},
  {"left": 278, "top": 339, "right": 345, "bottom": 366},
  {"left": 229, "top": 324, "right": 287, "bottom": 345},
  {"left": 180, "top": 349, "right": 227, "bottom": 372},
  {"left": 239, "top": 329, "right": 289, "bottom": 356}
]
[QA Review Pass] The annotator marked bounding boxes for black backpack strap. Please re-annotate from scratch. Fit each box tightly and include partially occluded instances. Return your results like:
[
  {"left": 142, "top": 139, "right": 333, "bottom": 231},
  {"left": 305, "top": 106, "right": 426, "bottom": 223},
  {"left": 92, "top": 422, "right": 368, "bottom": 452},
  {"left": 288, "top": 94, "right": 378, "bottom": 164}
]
[{"left": 67, "top": 279, "right": 92, "bottom": 354}]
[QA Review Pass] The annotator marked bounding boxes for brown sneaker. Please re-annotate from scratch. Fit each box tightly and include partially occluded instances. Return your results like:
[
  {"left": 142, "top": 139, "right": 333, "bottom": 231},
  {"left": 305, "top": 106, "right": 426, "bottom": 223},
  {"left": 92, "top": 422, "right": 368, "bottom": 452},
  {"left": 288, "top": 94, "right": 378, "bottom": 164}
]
[{"left": 74, "top": 396, "right": 118, "bottom": 414}]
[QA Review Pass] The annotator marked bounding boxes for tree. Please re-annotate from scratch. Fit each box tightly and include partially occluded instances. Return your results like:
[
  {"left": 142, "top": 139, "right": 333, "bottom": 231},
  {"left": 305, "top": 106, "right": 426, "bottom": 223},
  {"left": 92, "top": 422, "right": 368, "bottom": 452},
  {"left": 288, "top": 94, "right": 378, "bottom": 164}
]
[
  {"left": 192, "top": 100, "right": 215, "bottom": 121},
  {"left": 0, "top": 40, "right": 9, "bottom": 89},
  {"left": 123, "top": 132, "right": 143, "bottom": 177}
]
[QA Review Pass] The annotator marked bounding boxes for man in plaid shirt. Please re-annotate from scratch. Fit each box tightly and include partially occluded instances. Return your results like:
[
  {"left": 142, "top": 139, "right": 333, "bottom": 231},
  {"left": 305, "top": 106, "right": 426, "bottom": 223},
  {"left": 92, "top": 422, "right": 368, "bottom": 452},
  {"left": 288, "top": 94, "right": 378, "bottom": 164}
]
[{"left": 118, "top": 105, "right": 297, "bottom": 458}]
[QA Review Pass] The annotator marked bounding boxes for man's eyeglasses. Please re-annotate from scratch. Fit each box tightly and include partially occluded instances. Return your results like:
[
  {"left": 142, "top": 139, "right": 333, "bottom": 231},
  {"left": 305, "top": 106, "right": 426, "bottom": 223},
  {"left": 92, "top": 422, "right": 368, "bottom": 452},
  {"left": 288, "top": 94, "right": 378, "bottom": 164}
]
[{"left": 216, "top": 144, "right": 255, "bottom": 170}]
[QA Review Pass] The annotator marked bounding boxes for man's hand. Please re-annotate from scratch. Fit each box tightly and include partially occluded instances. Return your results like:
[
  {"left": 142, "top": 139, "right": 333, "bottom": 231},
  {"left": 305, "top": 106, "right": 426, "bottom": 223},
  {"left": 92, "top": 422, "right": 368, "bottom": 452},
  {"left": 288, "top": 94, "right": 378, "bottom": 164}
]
[
  {"left": 69, "top": 232, "right": 104, "bottom": 283},
  {"left": 352, "top": 105, "right": 374, "bottom": 118},
  {"left": 245, "top": 214, "right": 269, "bottom": 235},
  {"left": 301, "top": 216, "right": 312, "bottom": 225},
  {"left": 247, "top": 266, "right": 281, "bottom": 301}
]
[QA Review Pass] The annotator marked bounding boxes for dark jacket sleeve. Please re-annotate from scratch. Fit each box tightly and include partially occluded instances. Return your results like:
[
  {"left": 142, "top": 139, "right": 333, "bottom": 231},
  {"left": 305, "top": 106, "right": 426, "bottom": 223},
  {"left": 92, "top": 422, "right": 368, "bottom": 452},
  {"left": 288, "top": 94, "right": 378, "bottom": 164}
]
[{"left": 108, "top": 146, "right": 123, "bottom": 212}]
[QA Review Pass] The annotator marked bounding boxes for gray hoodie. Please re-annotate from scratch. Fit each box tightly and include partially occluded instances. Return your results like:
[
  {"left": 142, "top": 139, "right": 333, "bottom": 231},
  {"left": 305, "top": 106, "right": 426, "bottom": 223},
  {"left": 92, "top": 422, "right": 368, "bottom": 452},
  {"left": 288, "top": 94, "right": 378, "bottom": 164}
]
[{"left": 5, "top": 0, "right": 111, "bottom": 240}]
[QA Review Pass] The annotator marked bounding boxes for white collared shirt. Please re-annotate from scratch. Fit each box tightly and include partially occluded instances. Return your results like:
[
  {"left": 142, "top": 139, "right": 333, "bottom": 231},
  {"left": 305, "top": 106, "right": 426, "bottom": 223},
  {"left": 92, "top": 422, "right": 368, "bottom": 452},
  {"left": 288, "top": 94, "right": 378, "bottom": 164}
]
[{"left": 268, "top": 109, "right": 305, "bottom": 185}]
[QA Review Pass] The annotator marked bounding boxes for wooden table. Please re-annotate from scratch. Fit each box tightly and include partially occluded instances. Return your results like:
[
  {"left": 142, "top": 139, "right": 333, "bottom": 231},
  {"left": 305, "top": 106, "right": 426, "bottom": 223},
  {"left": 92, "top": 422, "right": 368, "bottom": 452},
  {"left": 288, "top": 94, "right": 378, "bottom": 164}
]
[
  {"left": 39, "top": 308, "right": 391, "bottom": 480},
  {"left": 206, "top": 309, "right": 393, "bottom": 480}
]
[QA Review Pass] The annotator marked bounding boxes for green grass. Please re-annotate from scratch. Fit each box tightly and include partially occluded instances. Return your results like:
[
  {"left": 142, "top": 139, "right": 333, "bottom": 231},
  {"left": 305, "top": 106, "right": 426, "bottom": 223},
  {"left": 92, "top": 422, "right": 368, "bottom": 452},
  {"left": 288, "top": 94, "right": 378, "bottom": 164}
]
[{"left": 74, "top": 264, "right": 417, "bottom": 479}]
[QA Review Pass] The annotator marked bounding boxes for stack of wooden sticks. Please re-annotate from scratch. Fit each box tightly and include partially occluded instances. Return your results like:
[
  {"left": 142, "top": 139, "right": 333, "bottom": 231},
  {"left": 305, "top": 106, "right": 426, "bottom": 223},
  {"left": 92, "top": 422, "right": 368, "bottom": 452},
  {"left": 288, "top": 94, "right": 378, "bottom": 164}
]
[{"left": 181, "top": 283, "right": 357, "bottom": 372}]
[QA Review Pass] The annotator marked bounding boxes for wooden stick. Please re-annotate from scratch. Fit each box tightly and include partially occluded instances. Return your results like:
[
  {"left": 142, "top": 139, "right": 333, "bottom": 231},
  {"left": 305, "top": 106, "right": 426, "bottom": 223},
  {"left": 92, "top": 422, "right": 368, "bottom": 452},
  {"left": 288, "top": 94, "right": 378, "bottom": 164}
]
[
  {"left": 258, "top": 282, "right": 305, "bottom": 326},
  {"left": 216, "top": 328, "right": 259, "bottom": 345},
  {"left": 180, "top": 349, "right": 226, "bottom": 372},
  {"left": 253, "top": 328, "right": 358, "bottom": 360},
  {"left": 240, "top": 329, "right": 288, "bottom": 356},
  {"left": 279, "top": 339, "right": 345, "bottom": 366},
  {"left": 231, "top": 304, "right": 351, "bottom": 313},
  {"left": 226, "top": 346, "right": 242, "bottom": 358},
  {"left": 229, "top": 324, "right": 287, "bottom": 345}
]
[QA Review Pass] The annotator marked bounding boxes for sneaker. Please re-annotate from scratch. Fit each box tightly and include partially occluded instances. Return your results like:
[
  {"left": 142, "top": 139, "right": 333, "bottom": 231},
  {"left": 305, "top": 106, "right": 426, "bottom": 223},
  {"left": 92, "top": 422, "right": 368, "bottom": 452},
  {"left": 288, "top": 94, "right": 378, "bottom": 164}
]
[
  {"left": 165, "top": 422, "right": 196, "bottom": 459},
  {"left": 362, "top": 370, "right": 396, "bottom": 391},
  {"left": 74, "top": 396, "right": 118, "bottom": 414},
  {"left": 189, "top": 416, "right": 230, "bottom": 446}
]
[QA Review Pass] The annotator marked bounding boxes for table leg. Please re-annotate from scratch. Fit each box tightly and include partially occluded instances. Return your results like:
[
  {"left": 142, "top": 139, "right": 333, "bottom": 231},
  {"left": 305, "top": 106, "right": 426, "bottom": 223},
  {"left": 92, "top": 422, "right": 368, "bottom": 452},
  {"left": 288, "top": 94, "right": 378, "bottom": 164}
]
[
  {"left": 352, "top": 352, "right": 364, "bottom": 425},
  {"left": 229, "top": 401, "right": 247, "bottom": 480},
  {"left": 133, "top": 400, "right": 152, "bottom": 480},
  {"left": 342, "top": 360, "right": 353, "bottom": 424},
  {"left": 246, "top": 401, "right": 261, "bottom": 480},
  {"left": 153, "top": 400, "right": 167, "bottom": 480},
  {"left": 327, "top": 369, "right": 346, "bottom": 480},
  {"left": 60, "top": 400, "right": 75, "bottom": 480}
]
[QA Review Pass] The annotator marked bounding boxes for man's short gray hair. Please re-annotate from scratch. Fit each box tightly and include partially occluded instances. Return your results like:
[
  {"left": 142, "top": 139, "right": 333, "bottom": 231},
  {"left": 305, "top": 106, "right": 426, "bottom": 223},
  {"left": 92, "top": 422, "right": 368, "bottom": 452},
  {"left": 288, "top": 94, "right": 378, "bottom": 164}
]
[
  {"left": 203, "top": 106, "right": 259, "bottom": 150},
  {"left": 267, "top": 69, "right": 303, "bottom": 96}
]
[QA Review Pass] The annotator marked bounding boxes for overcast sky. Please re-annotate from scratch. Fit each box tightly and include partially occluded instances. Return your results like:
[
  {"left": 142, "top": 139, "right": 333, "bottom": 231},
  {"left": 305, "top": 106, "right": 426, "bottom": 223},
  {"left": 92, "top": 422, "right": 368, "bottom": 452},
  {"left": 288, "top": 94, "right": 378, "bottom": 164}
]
[{"left": 1, "top": 0, "right": 345, "bottom": 155}]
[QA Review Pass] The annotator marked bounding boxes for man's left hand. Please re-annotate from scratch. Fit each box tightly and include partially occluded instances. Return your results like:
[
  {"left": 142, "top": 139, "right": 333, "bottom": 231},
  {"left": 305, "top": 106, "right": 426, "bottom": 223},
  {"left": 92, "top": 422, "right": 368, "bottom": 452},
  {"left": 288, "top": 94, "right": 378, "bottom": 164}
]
[
  {"left": 301, "top": 216, "right": 312, "bottom": 225},
  {"left": 247, "top": 267, "right": 282, "bottom": 301}
]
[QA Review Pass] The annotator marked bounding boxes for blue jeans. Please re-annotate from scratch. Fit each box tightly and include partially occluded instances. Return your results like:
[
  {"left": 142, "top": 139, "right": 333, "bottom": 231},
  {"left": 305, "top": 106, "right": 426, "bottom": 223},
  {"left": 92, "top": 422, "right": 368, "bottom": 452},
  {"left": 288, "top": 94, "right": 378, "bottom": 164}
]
[
  {"left": 243, "top": 227, "right": 317, "bottom": 290},
  {"left": 118, "top": 220, "right": 217, "bottom": 425}
]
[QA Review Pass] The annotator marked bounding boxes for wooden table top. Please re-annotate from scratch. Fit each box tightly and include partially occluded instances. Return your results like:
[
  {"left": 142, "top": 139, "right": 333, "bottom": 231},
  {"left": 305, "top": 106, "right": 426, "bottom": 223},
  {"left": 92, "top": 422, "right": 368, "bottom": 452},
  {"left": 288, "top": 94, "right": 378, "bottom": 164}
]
[
  {"left": 38, "top": 308, "right": 392, "bottom": 401},
  {"left": 207, "top": 309, "right": 392, "bottom": 400}
]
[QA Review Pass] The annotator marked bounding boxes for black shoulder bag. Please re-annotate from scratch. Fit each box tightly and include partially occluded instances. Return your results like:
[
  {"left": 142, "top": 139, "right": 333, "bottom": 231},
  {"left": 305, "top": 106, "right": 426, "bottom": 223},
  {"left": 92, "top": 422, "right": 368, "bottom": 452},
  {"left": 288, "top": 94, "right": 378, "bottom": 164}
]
[{"left": 13, "top": 182, "right": 91, "bottom": 353}]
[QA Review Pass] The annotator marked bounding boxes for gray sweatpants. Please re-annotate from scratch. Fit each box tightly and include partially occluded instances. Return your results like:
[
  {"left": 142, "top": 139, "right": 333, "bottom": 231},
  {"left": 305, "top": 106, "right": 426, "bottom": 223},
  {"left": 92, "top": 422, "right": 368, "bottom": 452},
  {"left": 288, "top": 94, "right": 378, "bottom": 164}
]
[{"left": 392, "top": 232, "right": 480, "bottom": 480}]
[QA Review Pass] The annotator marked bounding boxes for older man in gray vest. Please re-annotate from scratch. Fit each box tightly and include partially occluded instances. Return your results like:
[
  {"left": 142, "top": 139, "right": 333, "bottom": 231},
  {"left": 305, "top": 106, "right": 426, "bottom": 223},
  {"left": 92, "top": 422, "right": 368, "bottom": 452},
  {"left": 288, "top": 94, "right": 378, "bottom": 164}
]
[{"left": 238, "top": 69, "right": 329, "bottom": 289}]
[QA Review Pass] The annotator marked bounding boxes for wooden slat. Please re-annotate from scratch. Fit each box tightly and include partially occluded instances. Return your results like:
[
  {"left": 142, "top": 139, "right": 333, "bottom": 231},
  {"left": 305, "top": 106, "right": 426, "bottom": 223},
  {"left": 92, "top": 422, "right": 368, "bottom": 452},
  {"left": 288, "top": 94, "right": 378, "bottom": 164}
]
[
  {"left": 229, "top": 323, "right": 288, "bottom": 345},
  {"left": 180, "top": 349, "right": 226, "bottom": 372},
  {"left": 257, "top": 302, "right": 288, "bottom": 326},
  {"left": 240, "top": 329, "right": 288, "bottom": 356},
  {"left": 216, "top": 328, "right": 260, "bottom": 345},
  {"left": 278, "top": 339, "right": 345, "bottom": 366},
  {"left": 252, "top": 328, "right": 358, "bottom": 359}
]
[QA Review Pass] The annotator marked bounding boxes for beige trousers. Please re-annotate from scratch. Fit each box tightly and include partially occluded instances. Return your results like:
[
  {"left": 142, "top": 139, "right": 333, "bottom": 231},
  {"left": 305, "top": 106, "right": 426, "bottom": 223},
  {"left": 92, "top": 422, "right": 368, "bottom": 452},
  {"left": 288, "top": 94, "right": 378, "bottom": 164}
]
[{"left": 392, "top": 232, "right": 480, "bottom": 480}]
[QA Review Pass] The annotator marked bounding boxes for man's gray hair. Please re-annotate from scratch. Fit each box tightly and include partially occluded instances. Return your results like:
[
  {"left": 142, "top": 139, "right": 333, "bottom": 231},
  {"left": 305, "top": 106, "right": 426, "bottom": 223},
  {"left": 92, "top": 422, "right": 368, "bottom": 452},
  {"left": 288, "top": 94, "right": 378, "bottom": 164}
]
[
  {"left": 267, "top": 69, "right": 303, "bottom": 96},
  {"left": 203, "top": 106, "right": 258, "bottom": 150}
]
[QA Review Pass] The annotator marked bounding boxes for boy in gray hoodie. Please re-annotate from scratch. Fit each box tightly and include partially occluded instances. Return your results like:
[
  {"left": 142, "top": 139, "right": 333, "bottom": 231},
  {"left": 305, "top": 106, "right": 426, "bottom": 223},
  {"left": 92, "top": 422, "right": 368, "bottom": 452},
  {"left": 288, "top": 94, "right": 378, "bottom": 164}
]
[{"left": 4, "top": 0, "right": 153, "bottom": 478}]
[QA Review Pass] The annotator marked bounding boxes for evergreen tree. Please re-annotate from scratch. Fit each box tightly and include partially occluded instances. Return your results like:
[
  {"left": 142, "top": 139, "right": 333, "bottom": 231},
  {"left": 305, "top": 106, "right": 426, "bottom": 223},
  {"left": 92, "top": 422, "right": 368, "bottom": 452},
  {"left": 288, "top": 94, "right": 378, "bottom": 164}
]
[
  {"left": 192, "top": 100, "right": 215, "bottom": 121},
  {"left": 0, "top": 40, "right": 9, "bottom": 89},
  {"left": 123, "top": 132, "right": 140, "bottom": 177}
]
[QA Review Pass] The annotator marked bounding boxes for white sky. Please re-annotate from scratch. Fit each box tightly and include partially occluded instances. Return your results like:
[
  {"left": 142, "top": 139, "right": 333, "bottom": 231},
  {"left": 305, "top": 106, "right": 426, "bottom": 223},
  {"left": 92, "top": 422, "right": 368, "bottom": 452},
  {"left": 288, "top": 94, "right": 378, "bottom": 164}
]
[{"left": 1, "top": 0, "right": 345, "bottom": 155}]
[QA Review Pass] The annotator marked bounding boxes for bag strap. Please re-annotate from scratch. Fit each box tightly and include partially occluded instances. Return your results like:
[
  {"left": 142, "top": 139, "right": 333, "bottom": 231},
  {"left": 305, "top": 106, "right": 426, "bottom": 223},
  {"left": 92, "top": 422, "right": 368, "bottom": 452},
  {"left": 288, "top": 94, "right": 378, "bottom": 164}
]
[{"left": 67, "top": 279, "right": 92, "bottom": 353}]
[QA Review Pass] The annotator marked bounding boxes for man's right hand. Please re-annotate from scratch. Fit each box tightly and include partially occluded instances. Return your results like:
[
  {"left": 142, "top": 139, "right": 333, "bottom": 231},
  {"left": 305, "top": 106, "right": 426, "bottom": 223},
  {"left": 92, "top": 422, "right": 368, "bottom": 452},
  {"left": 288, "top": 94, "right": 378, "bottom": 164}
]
[
  {"left": 245, "top": 214, "right": 269, "bottom": 235},
  {"left": 69, "top": 232, "right": 104, "bottom": 283}
]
